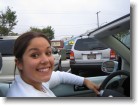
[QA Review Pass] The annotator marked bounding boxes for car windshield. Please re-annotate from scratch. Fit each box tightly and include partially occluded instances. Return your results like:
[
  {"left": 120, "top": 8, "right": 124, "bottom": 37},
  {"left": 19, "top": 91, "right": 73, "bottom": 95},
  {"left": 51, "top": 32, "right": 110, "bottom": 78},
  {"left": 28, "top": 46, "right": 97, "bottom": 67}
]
[
  {"left": 74, "top": 38, "right": 108, "bottom": 51},
  {"left": 114, "top": 30, "right": 130, "bottom": 49}
]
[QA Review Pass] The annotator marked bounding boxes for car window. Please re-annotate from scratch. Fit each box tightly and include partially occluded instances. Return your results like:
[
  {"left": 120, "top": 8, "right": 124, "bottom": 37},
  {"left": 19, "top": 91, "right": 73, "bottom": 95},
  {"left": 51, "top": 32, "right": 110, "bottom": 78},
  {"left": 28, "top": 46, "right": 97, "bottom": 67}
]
[
  {"left": 0, "top": 40, "right": 59, "bottom": 56},
  {"left": 64, "top": 45, "right": 72, "bottom": 50},
  {"left": 0, "top": 39, "right": 15, "bottom": 56},
  {"left": 114, "top": 30, "right": 130, "bottom": 49},
  {"left": 74, "top": 38, "right": 108, "bottom": 51}
]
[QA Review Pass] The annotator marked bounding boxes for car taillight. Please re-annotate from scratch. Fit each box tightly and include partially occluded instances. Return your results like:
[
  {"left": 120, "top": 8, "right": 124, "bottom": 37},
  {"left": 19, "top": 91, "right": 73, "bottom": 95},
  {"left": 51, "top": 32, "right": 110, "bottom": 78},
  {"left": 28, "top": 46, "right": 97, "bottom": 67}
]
[
  {"left": 110, "top": 49, "right": 116, "bottom": 60},
  {"left": 70, "top": 51, "right": 75, "bottom": 60}
]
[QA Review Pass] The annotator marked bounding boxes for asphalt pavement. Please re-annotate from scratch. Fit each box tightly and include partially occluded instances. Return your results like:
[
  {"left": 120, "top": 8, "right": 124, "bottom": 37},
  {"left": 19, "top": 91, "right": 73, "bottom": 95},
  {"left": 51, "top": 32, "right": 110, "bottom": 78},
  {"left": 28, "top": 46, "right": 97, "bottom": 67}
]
[{"left": 61, "top": 59, "right": 70, "bottom": 72}]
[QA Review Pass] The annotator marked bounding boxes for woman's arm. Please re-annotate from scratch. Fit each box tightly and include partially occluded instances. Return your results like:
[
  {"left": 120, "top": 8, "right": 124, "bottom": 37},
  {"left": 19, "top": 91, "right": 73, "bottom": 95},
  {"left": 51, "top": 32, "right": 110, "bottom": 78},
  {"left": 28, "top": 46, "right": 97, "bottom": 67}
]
[
  {"left": 83, "top": 78, "right": 100, "bottom": 95},
  {"left": 48, "top": 71, "right": 100, "bottom": 95},
  {"left": 48, "top": 71, "right": 84, "bottom": 88}
]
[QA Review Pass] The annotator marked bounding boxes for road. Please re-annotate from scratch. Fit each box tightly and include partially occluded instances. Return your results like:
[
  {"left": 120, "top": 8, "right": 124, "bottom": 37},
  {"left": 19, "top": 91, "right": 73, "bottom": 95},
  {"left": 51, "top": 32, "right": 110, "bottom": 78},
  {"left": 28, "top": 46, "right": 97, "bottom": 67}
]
[{"left": 61, "top": 59, "right": 70, "bottom": 72}]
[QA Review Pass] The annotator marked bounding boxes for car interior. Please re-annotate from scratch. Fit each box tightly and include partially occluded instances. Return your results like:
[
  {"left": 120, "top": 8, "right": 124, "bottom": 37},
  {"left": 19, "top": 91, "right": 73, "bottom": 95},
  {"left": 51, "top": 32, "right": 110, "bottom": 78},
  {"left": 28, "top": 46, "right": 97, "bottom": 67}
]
[{"left": 52, "top": 14, "right": 130, "bottom": 97}]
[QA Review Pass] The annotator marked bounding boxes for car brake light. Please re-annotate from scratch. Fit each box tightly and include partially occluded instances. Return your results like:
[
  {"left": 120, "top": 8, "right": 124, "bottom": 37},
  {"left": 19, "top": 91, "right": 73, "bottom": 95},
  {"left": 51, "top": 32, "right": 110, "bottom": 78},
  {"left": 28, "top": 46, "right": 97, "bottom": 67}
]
[
  {"left": 70, "top": 51, "right": 75, "bottom": 60},
  {"left": 110, "top": 49, "right": 116, "bottom": 59}
]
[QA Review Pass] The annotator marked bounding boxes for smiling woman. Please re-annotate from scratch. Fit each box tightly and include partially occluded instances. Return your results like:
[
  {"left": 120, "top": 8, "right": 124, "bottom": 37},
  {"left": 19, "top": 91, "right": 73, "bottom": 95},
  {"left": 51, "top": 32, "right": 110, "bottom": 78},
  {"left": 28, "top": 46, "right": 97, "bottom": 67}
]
[
  {"left": 17, "top": 37, "right": 54, "bottom": 84},
  {"left": 6, "top": 31, "right": 99, "bottom": 97}
]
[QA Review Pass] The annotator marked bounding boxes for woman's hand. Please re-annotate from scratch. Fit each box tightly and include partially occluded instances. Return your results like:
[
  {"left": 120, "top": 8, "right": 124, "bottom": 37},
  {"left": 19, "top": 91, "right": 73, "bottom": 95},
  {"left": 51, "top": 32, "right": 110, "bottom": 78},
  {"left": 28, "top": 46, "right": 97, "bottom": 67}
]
[{"left": 83, "top": 79, "right": 100, "bottom": 95}]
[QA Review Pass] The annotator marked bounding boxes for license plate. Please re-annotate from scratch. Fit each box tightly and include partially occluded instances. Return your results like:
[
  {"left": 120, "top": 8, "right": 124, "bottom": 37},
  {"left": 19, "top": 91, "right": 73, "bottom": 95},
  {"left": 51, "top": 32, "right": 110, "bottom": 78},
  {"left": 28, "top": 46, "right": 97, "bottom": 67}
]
[{"left": 87, "top": 54, "right": 96, "bottom": 59}]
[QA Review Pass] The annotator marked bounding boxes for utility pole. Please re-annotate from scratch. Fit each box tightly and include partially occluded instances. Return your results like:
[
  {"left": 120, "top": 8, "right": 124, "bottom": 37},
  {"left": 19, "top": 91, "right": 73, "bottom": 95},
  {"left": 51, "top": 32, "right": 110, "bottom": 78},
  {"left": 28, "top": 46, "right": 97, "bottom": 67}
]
[{"left": 96, "top": 11, "right": 101, "bottom": 28}]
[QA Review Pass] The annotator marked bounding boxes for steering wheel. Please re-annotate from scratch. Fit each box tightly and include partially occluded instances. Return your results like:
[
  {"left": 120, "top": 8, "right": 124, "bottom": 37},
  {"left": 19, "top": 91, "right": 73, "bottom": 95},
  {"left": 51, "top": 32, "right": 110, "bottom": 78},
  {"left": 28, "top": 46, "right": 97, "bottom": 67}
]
[{"left": 99, "top": 71, "right": 130, "bottom": 97}]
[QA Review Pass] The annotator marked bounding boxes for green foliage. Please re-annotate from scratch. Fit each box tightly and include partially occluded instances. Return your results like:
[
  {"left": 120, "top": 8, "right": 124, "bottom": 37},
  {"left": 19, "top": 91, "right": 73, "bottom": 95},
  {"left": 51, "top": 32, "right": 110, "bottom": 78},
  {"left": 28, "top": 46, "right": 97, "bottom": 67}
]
[
  {"left": 0, "top": 6, "right": 18, "bottom": 36},
  {"left": 30, "top": 26, "right": 55, "bottom": 40}
]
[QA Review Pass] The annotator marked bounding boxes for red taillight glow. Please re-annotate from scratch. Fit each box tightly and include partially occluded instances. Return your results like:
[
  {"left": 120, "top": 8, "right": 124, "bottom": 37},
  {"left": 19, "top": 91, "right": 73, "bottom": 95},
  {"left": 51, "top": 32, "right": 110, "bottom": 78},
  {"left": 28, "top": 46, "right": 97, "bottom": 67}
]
[
  {"left": 110, "top": 49, "right": 116, "bottom": 59},
  {"left": 70, "top": 51, "right": 75, "bottom": 60}
]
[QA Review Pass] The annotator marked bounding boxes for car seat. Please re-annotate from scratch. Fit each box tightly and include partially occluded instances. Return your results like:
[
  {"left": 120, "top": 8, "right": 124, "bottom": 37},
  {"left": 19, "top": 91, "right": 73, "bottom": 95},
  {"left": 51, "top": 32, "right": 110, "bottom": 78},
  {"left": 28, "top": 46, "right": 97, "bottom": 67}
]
[{"left": 0, "top": 83, "right": 9, "bottom": 97}]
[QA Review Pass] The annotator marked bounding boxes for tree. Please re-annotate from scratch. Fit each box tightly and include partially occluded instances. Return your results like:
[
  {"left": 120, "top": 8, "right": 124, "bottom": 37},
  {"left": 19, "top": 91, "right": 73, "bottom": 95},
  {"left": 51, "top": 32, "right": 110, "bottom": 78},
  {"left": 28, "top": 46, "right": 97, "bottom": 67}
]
[
  {"left": 0, "top": 7, "right": 18, "bottom": 36},
  {"left": 30, "top": 26, "right": 55, "bottom": 40}
]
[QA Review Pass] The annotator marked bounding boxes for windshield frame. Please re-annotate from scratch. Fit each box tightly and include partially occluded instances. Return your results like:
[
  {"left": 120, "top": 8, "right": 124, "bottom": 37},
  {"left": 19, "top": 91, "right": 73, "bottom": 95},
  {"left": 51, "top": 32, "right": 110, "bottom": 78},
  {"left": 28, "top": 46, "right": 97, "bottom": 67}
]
[{"left": 113, "top": 29, "right": 130, "bottom": 50}]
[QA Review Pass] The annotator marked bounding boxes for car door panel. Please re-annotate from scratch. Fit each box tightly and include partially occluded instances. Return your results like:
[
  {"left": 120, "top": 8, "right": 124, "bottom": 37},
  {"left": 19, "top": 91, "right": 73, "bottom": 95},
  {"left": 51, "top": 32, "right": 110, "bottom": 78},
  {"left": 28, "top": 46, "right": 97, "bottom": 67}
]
[{"left": 51, "top": 76, "right": 107, "bottom": 97}]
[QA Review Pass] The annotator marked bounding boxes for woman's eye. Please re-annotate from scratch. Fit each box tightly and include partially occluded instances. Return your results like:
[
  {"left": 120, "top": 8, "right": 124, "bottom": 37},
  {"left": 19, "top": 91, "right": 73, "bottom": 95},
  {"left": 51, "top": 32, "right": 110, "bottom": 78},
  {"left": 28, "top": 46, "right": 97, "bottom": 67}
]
[
  {"left": 46, "top": 52, "right": 52, "bottom": 56},
  {"left": 31, "top": 54, "right": 39, "bottom": 58}
]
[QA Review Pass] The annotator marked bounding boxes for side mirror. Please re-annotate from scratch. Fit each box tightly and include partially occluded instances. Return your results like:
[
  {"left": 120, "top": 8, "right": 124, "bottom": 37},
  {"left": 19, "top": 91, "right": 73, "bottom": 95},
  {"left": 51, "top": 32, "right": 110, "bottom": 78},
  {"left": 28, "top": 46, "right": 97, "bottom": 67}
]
[
  {"left": 101, "top": 61, "right": 118, "bottom": 73},
  {"left": 0, "top": 53, "right": 2, "bottom": 71}
]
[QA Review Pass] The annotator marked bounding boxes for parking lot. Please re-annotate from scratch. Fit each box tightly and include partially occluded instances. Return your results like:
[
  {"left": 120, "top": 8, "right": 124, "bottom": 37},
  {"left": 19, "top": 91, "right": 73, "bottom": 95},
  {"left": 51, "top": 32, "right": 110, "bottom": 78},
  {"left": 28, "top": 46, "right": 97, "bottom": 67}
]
[
  {"left": 0, "top": 13, "right": 130, "bottom": 98},
  {"left": 61, "top": 59, "right": 70, "bottom": 72}
]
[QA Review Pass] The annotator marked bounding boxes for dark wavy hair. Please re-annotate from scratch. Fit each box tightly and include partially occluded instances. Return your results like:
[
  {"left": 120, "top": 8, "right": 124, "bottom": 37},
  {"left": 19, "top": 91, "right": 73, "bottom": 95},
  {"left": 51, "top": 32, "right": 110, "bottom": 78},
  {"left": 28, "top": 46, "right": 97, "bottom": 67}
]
[
  {"left": 13, "top": 31, "right": 51, "bottom": 78},
  {"left": 14, "top": 31, "right": 51, "bottom": 61}
]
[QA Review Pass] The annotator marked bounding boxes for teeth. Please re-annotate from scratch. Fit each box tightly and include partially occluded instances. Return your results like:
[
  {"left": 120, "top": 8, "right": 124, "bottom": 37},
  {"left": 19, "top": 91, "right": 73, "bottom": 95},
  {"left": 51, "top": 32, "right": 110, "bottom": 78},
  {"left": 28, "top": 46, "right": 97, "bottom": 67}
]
[{"left": 38, "top": 68, "right": 49, "bottom": 72}]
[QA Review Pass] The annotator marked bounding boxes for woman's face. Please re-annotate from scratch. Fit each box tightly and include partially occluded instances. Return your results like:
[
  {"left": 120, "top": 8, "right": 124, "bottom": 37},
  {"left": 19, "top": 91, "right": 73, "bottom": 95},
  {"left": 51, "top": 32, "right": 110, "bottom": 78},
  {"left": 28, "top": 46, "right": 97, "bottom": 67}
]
[{"left": 16, "top": 37, "right": 54, "bottom": 85}]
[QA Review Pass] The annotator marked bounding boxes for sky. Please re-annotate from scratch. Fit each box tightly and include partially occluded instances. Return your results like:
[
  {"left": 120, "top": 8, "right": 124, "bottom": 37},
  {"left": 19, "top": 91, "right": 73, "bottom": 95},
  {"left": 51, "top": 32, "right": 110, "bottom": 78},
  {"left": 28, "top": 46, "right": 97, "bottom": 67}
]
[{"left": 0, "top": 0, "right": 130, "bottom": 39}]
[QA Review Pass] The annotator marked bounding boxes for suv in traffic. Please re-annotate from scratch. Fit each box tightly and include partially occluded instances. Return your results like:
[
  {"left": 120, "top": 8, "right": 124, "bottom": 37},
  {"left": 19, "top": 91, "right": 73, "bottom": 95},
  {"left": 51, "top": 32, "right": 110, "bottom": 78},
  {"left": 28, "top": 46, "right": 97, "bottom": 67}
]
[{"left": 70, "top": 37, "right": 116, "bottom": 76}]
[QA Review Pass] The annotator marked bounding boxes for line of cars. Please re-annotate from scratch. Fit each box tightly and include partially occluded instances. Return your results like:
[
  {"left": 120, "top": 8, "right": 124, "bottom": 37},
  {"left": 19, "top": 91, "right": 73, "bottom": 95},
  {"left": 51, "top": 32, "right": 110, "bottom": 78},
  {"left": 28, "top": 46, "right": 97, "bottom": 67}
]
[{"left": 0, "top": 14, "right": 130, "bottom": 97}]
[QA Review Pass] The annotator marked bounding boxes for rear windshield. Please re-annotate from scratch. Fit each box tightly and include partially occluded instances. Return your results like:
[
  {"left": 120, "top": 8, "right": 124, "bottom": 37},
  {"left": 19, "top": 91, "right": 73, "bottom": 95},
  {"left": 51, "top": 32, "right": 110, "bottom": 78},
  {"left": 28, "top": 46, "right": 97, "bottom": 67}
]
[
  {"left": 74, "top": 38, "right": 108, "bottom": 51},
  {"left": 64, "top": 45, "right": 72, "bottom": 50},
  {"left": 0, "top": 39, "right": 15, "bottom": 56}
]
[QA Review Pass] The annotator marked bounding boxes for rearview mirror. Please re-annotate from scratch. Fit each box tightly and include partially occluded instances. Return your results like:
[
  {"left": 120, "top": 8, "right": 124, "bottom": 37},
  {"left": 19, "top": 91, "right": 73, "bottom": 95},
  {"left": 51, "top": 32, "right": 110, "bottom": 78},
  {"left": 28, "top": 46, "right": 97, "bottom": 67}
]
[{"left": 101, "top": 61, "right": 118, "bottom": 73}]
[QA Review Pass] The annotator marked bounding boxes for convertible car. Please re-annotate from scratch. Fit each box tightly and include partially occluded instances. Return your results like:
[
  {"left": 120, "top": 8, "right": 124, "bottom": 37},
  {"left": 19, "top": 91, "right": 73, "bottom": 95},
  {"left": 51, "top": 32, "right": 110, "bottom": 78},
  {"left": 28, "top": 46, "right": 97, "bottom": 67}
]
[{"left": 0, "top": 14, "right": 130, "bottom": 98}]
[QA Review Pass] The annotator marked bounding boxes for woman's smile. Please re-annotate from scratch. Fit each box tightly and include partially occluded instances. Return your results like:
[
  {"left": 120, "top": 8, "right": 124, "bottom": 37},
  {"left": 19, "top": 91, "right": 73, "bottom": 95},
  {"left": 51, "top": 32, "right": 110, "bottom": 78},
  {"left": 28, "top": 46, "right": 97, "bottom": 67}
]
[{"left": 36, "top": 67, "right": 50, "bottom": 72}]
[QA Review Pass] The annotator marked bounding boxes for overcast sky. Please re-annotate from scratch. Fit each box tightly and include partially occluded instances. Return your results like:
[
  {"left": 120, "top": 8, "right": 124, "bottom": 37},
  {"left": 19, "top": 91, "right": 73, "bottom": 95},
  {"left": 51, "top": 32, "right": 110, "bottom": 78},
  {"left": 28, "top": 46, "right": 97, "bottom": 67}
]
[{"left": 0, "top": 0, "right": 130, "bottom": 39}]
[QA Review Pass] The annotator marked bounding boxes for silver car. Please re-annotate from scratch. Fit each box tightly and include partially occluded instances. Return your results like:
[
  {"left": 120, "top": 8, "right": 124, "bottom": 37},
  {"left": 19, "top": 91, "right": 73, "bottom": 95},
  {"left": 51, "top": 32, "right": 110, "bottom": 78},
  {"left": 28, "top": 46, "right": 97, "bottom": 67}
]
[{"left": 70, "top": 37, "right": 116, "bottom": 75}]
